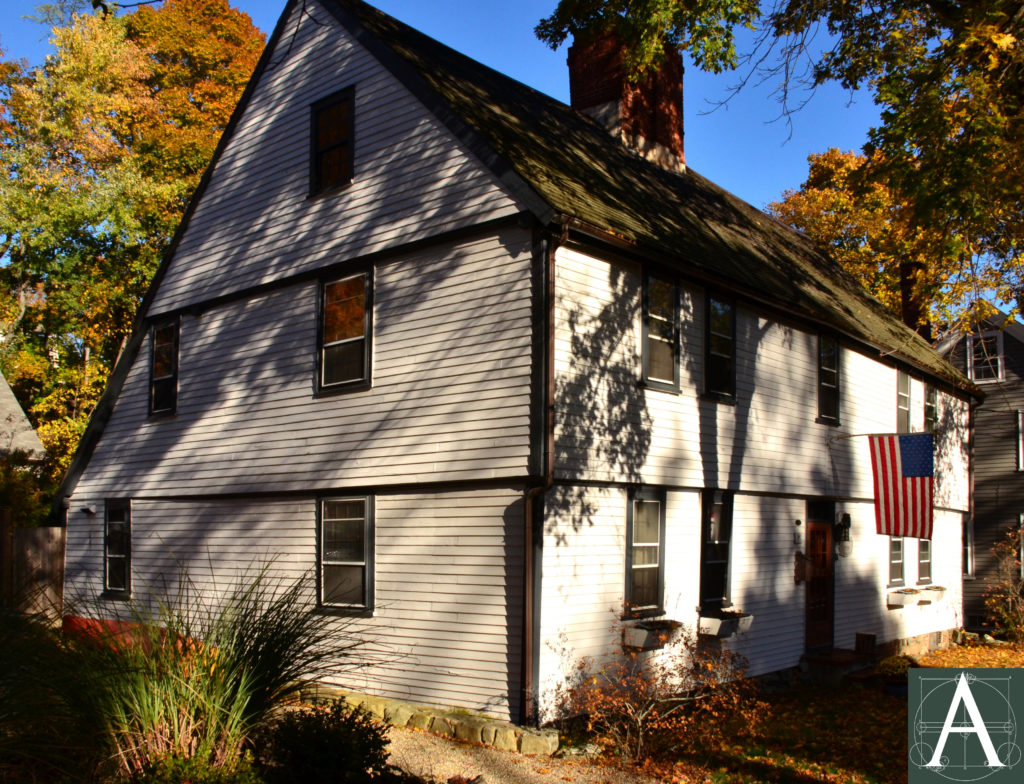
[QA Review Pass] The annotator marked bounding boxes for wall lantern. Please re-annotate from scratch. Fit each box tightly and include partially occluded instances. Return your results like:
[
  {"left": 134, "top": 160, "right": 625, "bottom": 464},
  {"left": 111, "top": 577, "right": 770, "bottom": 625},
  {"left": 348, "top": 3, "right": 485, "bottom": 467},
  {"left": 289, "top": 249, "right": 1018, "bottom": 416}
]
[
  {"left": 835, "top": 513, "right": 853, "bottom": 557},
  {"left": 793, "top": 519, "right": 802, "bottom": 546}
]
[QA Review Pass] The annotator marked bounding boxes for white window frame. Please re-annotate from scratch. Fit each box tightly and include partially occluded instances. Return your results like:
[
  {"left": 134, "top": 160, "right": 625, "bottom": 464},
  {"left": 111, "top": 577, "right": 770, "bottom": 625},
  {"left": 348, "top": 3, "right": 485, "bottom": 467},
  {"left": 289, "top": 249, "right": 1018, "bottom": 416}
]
[
  {"left": 319, "top": 496, "right": 374, "bottom": 611},
  {"left": 917, "top": 538, "right": 932, "bottom": 585},
  {"left": 967, "top": 331, "right": 1004, "bottom": 382}
]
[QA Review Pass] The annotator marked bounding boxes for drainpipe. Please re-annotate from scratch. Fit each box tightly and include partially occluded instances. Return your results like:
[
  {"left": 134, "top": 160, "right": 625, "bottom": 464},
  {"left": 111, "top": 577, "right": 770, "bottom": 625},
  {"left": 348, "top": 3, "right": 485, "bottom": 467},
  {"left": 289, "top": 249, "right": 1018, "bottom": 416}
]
[{"left": 521, "top": 228, "right": 557, "bottom": 726}]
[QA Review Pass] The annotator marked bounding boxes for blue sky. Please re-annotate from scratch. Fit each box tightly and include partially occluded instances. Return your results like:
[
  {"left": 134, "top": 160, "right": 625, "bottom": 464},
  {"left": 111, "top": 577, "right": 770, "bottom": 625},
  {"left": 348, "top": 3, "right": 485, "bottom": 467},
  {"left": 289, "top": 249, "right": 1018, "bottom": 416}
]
[{"left": 1, "top": 0, "right": 881, "bottom": 211}]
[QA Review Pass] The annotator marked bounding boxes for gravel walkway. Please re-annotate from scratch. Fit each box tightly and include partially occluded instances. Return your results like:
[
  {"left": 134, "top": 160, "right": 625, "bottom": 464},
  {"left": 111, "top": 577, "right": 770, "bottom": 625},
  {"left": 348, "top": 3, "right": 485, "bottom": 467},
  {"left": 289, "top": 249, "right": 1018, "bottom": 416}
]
[{"left": 388, "top": 725, "right": 661, "bottom": 784}]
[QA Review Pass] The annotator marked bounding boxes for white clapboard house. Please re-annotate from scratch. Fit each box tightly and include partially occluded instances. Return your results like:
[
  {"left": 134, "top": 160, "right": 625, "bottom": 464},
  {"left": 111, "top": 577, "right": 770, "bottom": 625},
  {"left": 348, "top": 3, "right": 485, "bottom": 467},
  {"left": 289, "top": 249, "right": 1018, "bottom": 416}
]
[{"left": 60, "top": 0, "right": 978, "bottom": 724}]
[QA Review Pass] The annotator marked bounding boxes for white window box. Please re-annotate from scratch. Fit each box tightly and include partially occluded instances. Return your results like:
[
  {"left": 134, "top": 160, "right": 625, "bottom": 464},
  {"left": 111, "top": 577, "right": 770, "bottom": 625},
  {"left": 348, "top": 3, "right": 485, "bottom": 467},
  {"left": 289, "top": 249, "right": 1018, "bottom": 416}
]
[
  {"left": 886, "top": 588, "right": 921, "bottom": 607},
  {"left": 698, "top": 612, "right": 754, "bottom": 638},
  {"left": 622, "top": 619, "right": 680, "bottom": 651}
]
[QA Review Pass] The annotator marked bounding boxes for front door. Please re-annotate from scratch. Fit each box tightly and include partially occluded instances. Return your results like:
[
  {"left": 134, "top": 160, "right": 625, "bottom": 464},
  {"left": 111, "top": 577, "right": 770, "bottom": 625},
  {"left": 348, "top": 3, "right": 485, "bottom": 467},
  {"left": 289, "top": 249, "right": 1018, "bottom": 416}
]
[{"left": 805, "top": 519, "right": 834, "bottom": 651}]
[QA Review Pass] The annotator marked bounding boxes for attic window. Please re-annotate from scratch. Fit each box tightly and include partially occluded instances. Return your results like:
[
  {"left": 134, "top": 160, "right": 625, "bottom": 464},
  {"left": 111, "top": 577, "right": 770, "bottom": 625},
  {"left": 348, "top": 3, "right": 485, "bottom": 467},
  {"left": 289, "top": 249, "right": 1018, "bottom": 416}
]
[
  {"left": 968, "top": 332, "right": 1003, "bottom": 382},
  {"left": 149, "top": 319, "right": 178, "bottom": 416},
  {"left": 311, "top": 87, "right": 354, "bottom": 194}
]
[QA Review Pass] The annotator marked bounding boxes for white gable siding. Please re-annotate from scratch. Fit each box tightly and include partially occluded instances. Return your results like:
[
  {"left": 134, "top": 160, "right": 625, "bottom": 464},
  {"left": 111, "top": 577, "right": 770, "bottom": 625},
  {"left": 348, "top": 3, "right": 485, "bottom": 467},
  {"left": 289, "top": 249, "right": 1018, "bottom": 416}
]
[
  {"left": 64, "top": 487, "right": 525, "bottom": 721},
  {"left": 74, "top": 230, "right": 533, "bottom": 498},
  {"left": 553, "top": 246, "right": 971, "bottom": 509},
  {"left": 150, "top": 0, "right": 520, "bottom": 314}
]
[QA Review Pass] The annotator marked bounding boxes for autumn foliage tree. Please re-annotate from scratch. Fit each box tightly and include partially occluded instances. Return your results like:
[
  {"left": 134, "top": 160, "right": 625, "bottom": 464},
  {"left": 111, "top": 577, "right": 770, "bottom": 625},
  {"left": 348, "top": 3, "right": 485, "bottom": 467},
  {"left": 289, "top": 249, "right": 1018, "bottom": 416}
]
[
  {"left": 0, "top": 1, "right": 263, "bottom": 489},
  {"left": 537, "top": 1, "right": 1024, "bottom": 318},
  {"left": 767, "top": 149, "right": 978, "bottom": 335}
]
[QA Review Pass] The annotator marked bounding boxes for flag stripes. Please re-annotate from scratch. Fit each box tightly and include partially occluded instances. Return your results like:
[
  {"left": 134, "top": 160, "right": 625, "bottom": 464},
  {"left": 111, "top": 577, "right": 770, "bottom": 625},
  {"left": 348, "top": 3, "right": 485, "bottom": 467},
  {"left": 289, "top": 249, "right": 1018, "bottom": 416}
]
[{"left": 869, "top": 434, "right": 934, "bottom": 539}]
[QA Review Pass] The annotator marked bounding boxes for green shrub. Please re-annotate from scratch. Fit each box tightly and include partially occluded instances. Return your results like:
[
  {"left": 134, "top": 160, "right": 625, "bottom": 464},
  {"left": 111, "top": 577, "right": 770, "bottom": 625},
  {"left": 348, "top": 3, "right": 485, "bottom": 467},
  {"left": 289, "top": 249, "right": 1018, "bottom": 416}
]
[
  {"left": 255, "top": 701, "right": 402, "bottom": 783},
  {"left": 135, "top": 754, "right": 265, "bottom": 784},
  {"left": 876, "top": 654, "right": 917, "bottom": 679}
]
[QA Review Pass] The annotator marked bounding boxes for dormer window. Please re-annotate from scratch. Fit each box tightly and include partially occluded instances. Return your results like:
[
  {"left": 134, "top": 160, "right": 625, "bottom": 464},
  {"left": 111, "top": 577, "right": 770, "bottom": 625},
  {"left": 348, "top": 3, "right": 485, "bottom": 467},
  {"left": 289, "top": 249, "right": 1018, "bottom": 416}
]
[
  {"left": 310, "top": 87, "right": 354, "bottom": 194},
  {"left": 968, "top": 332, "right": 1003, "bottom": 382}
]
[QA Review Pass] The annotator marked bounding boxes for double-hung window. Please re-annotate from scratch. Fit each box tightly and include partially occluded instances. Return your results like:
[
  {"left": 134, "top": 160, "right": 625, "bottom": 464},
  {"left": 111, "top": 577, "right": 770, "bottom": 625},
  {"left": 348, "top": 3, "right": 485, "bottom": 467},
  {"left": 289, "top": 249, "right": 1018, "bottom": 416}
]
[
  {"left": 705, "top": 295, "right": 735, "bottom": 401},
  {"left": 319, "top": 496, "right": 373, "bottom": 611},
  {"left": 889, "top": 536, "right": 904, "bottom": 586},
  {"left": 699, "top": 489, "right": 733, "bottom": 615},
  {"left": 625, "top": 488, "right": 665, "bottom": 616},
  {"left": 642, "top": 273, "right": 679, "bottom": 391},
  {"left": 150, "top": 319, "right": 178, "bottom": 415},
  {"left": 319, "top": 272, "right": 371, "bottom": 391},
  {"left": 817, "top": 334, "right": 840, "bottom": 424},
  {"left": 310, "top": 87, "right": 354, "bottom": 194},
  {"left": 924, "top": 385, "right": 937, "bottom": 433},
  {"left": 968, "top": 332, "right": 1003, "bottom": 382},
  {"left": 1017, "top": 411, "right": 1024, "bottom": 472},
  {"left": 963, "top": 515, "right": 974, "bottom": 578},
  {"left": 104, "top": 499, "right": 131, "bottom": 596},
  {"left": 897, "top": 371, "right": 911, "bottom": 433},
  {"left": 918, "top": 538, "right": 932, "bottom": 584}
]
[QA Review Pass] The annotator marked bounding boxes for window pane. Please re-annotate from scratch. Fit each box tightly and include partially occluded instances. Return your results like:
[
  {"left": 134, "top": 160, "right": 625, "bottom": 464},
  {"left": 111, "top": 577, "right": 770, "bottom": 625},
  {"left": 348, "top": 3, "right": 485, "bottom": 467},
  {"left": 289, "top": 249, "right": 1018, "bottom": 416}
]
[
  {"left": 323, "top": 340, "right": 364, "bottom": 386},
  {"left": 107, "top": 557, "right": 127, "bottom": 592},
  {"left": 700, "top": 563, "right": 728, "bottom": 603},
  {"left": 317, "top": 99, "right": 350, "bottom": 147},
  {"left": 324, "top": 277, "right": 366, "bottom": 344},
  {"left": 153, "top": 325, "right": 175, "bottom": 378},
  {"left": 647, "top": 339, "right": 674, "bottom": 382},
  {"left": 151, "top": 378, "right": 175, "bottom": 413},
  {"left": 819, "top": 336, "right": 837, "bottom": 372},
  {"left": 972, "top": 335, "right": 1000, "bottom": 379},
  {"left": 324, "top": 499, "right": 365, "bottom": 520},
  {"left": 324, "top": 519, "right": 364, "bottom": 563},
  {"left": 318, "top": 145, "right": 351, "bottom": 189},
  {"left": 107, "top": 521, "right": 128, "bottom": 557},
  {"left": 631, "top": 566, "right": 658, "bottom": 608},
  {"left": 708, "top": 299, "right": 731, "bottom": 335},
  {"left": 323, "top": 564, "right": 364, "bottom": 606},
  {"left": 708, "top": 355, "right": 732, "bottom": 394},
  {"left": 634, "top": 501, "right": 660, "bottom": 545},
  {"left": 632, "top": 545, "right": 658, "bottom": 567}
]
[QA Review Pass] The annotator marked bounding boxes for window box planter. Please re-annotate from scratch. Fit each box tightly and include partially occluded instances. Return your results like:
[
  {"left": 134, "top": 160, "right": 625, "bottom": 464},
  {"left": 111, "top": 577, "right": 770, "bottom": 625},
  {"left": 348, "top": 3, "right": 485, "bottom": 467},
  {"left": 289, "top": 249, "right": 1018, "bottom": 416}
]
[
  {"left": 921, "top": 585, "right": 946, "bottom": 600},
  {"left": 698, "top": 612, "right": 754, "bottom": 638},
  {"left": 886, "top": 588, "right": 920, "bottom": 607},
  {"left": 622, "top": 619, "right": 681, "bottom": 651}
]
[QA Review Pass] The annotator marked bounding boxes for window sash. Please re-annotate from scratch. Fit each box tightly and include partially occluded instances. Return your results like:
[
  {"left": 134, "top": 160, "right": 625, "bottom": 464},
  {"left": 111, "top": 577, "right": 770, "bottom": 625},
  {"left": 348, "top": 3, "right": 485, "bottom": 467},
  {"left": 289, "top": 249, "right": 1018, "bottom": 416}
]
[
  {"left": 104, "top": 500, "right": 131, "bottom": 595},
  {"left": 889, "top": 537, "right": 904, "bottom": 586},
  {"left": 705, "top": 297, "right": 735, "bottom": 398},
  {"left": 319, "top": 273, "right": 370, "bottom": 389},
  {"left": 643, "top": 274, "right": 679, "bottom": 389},
  {"left": 700, "top": 489, "right": 733, "bottom": 613},
  {"left": 968, "top": 333, "right": 1002, "bottom": 381},
  {"left": 149, "top": 321, "right": 178, "bottom": 415},
  {"left": 320, "top": 497, "right": 371, "bottom": 609},
  {"left": 311, "top": 88, "right": 354, "bottom": 193},
  {"left": 817, "top": 334, "right": 840, "bottom": 423},
  {"left": 897, "top": 371, "right": 910, "bottom": 433},
  {"left": 918, "top": 539, "right": 932, "bottom": 584},
  {"left": 627, "top": 494, "right": 664, "bottom": 614},
  {"left": 963, "top": 516, "right": 974, "bottom": 577},
  {"left": 924, "top": 385, "right": 937, "bottom": 433}
]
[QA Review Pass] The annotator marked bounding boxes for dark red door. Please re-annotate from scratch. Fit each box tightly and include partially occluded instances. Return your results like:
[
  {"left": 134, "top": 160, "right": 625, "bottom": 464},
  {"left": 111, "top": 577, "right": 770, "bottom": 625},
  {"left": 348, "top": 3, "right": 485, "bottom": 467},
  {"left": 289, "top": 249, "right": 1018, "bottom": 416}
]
[{"left": 805, "top": 520, "right": 834, "bottom": 650}]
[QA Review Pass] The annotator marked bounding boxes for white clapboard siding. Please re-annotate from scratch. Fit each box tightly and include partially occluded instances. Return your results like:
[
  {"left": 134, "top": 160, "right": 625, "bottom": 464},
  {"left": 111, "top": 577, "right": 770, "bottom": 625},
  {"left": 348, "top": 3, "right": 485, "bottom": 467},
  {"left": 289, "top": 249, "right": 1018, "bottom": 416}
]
[
  {"left": 74, "top": 231, "right": 533, "bottom": 498},
  {"left": 553, "top": 247, "right": 971, "bottom": 509},
  {"left": 63, "top": 488, "right": 525, "bottom": 721},
  {"left": 150, "top": 0, "right": 521, "bottom": 314}
]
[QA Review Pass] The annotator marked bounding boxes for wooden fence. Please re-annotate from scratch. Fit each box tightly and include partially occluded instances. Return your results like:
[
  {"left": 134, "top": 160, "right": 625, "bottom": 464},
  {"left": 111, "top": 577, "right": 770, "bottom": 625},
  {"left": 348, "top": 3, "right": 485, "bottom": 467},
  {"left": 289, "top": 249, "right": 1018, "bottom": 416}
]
[{"left": 0, "top": 508, "right": 65, "bottom": 619}]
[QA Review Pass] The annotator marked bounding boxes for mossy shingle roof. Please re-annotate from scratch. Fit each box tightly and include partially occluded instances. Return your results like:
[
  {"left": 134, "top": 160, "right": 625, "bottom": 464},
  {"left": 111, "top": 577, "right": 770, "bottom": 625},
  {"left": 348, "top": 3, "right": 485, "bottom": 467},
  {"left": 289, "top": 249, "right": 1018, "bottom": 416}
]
[{"left": 327, "top": 0, "right": 973, "bottom": 394}]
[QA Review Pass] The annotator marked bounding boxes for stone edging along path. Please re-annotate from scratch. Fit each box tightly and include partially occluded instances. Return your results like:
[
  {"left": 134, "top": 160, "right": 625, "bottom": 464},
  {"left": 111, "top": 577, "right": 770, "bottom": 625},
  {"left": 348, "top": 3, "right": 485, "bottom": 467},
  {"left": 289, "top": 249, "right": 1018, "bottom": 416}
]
[{"left": 300, "top": 684, "right": 560, "bottom": 756}]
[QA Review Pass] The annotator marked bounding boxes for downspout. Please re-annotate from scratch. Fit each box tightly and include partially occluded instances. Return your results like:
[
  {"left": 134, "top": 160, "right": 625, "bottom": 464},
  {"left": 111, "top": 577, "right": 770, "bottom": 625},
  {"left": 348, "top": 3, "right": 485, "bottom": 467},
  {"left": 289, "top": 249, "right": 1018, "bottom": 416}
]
[{"left": 521, "top": 228, "right": 557, "bottom": 726}]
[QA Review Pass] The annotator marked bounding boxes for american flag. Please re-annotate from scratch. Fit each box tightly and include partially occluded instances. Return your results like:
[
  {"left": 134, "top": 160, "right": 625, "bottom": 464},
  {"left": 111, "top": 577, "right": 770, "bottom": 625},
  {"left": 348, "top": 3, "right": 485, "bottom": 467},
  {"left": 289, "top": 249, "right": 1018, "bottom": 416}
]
[{"left": 869, "top": 434, "right": 934, "bottom": 539}]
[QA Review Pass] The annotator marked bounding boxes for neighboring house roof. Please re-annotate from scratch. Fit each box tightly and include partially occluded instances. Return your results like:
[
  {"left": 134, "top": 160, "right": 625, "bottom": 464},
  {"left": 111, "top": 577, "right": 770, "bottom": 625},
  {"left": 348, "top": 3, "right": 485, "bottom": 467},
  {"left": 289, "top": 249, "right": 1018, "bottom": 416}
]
[
  {"left": 325, "top": 0, "right": 975, "bottom": 395},
  {"left": 936, "top": 308, "right": 1024, "bottom": 358},
  {"left": 0, "top": 372, "right": 44, "bottom": 457}
]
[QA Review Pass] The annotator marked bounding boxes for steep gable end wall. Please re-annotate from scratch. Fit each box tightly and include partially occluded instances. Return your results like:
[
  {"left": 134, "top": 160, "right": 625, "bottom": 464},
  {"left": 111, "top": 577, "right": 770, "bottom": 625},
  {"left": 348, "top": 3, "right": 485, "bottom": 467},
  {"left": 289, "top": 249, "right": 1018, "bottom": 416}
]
[{"left": 151, "top": 0, "right": 520, "bottom": 314}]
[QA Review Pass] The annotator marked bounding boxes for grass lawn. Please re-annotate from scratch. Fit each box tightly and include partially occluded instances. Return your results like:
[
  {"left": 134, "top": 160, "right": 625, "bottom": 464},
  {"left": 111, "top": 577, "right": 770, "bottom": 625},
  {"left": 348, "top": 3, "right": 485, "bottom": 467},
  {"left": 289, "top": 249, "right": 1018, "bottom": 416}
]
[{"left": 649, "top": 642, "right": 1024, "bottom": 784}]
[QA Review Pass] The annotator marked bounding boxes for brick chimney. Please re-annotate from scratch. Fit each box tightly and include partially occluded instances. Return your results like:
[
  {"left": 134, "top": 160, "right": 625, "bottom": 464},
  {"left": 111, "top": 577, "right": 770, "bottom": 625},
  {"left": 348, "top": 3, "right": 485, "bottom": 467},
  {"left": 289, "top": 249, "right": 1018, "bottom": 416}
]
[{"left": 568, "top": 31, "right": 685, "bottom": 173}]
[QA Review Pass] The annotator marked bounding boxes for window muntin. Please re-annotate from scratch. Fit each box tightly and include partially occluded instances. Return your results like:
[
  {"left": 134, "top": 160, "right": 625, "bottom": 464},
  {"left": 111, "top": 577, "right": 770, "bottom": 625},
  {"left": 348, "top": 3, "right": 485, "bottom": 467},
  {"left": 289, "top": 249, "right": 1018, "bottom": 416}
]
[
  {"left": 700, "top": 489, "right": 733, "bottom": 615},
  {"left": 626, "top": 489, "right": 665, "bottom": 616},
  {"left": 319, "top": 273, "right": 370, "bottom": 390},
  {"left": 968, "top": 332, "right": 1003, "bottom": 382},
  {"left": 705, "top": 296, "right": 735, "bottom": 400},
  {"left": 918, "top": 538, "right": 932, "bottom": 584},
  {"left": 924, "top": 385, "right": 937, "bottom": 433},
  {"left": 320, "top": 496, "right": 372, "bottom": 610},
  {"left": 150, "top": 320, "right": 178, "bottom": 415},
  {"left": 817, "top": 334, "right": 840, "bottom": 424},
  {"left": 889, "top": 536, "right": 904, "bottom": 586},
  {"left": 311, "top": 87, "right": 354, "bottom": 194},
  {"left": 897, "top": 371, "right": 911, "bottom": 433},
  {"left": 643, "top": 274, "right": 679, "bottom": 390},
  {"left": 104, "top": 500, "right": 131, "bottom": 595}
]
